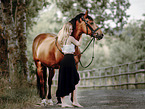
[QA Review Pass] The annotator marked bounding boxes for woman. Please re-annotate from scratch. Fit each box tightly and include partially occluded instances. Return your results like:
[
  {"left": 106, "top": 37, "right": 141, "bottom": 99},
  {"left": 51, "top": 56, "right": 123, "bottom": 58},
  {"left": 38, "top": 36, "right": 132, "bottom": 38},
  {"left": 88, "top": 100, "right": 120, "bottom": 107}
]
[{"left": 56, "top": 22, "right": 83, "bottom": 108}]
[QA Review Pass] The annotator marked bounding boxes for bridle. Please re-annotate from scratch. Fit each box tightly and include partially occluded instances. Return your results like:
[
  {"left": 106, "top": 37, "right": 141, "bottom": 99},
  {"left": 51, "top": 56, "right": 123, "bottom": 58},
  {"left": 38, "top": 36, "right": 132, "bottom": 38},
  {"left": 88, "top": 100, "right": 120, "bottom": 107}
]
[
  {"left": 81, "top": 16, "right": 102, "bottom": 40},
  {"left": 55, "top": 16, "right": 102, "bottom": 68},
  {"left": 78, "top": 16, "right": 103, "bottom": 68}
]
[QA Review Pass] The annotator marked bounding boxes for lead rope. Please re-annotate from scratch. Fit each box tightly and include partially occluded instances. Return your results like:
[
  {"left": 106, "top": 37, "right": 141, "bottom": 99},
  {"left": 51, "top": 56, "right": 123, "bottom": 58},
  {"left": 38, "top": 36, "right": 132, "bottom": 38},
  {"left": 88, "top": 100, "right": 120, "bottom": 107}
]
[
  {"left": 55, "top": 37, "right": 64, "bottom": 55},
  {"left": 79, "top": 37, "right": 95, "bottom": 68},
  {"left": 55, "top": 37, "right": 95, "bottom": 68},
  {"left": 74, "top": 37, "right": 94, "bottom": 56}
]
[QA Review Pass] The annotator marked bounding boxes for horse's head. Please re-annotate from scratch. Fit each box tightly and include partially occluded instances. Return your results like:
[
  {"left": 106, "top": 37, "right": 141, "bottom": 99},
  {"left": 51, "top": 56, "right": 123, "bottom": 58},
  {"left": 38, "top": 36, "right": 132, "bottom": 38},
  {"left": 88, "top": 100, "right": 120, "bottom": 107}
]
[{"left": 69, "top": 11, "right": 104, "bottom": 40}]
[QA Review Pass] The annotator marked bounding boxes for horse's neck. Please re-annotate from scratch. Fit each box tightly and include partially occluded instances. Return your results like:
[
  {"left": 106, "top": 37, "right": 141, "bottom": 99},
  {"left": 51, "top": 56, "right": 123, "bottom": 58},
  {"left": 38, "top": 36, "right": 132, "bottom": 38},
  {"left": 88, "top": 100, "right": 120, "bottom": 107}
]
[{"left": 73, "top": 29, "right": 82, "bottom": 41}]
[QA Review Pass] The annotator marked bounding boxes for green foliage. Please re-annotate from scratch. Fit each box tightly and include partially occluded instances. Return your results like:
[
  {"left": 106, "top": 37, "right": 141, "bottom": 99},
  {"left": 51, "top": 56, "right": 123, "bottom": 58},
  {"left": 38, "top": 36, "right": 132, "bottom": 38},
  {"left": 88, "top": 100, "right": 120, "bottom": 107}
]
[
  {"left": 26, "top": 0, "right": 50, "bottom": 30},
  {"left": 56, "top": 0, "right": 130, "bottom": 35},
  {"left": 109, "top": 39, "right": 138, "bottom": 65},
  {"left": 2, "top": 0, "right": 50, "bottom": 30},
  {"left": 106, "top": 19, "right": 145, "bottom": 66},
  {"left": 0, "top": 76, "right": 39, "bottom": 109},
  {"left": 122, "top": 20, "right": 145, "bottom": 60}
]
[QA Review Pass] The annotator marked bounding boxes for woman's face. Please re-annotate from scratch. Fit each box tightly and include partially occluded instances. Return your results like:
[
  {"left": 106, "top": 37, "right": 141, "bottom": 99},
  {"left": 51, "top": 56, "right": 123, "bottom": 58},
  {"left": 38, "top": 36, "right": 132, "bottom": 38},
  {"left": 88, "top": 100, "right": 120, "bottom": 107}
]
[{"left": 68, "top": 26, "right": 73, "bottom": 36}]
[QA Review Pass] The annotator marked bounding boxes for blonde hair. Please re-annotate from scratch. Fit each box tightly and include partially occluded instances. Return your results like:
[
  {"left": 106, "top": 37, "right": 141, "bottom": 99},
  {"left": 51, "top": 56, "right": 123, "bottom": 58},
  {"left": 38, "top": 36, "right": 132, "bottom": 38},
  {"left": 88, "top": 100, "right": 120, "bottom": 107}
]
[{"left": 58, "top": 22, "right": 72, "bottom": 46}]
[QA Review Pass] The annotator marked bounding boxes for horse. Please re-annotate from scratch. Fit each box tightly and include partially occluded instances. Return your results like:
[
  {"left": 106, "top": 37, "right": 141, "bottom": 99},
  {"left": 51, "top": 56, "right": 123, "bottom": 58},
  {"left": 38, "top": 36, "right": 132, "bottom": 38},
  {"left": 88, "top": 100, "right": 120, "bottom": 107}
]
[{"left": 32, "top": 11, "right": 104, "bottom": 105}]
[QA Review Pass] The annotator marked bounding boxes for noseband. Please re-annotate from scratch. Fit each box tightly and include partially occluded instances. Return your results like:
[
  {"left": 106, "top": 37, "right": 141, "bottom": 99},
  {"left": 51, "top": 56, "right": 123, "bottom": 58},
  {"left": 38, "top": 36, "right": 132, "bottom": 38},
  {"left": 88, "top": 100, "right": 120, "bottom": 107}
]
[{"left": 81, "top": 16, "right": 102, "bottom": 39}]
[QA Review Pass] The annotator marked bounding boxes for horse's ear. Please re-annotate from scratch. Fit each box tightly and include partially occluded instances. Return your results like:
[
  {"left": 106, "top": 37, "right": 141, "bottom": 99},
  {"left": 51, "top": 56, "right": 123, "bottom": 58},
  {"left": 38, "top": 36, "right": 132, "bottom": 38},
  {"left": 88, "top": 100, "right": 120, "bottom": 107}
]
[{"left": 84, "top": 10, "right": 88, "bottom": 18}]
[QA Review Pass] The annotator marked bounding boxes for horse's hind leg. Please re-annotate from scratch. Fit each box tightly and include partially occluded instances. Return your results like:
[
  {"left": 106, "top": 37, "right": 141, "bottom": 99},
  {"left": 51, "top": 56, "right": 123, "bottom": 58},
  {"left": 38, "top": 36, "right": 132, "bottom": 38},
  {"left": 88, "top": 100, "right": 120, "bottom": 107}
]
[
  {"left": 47, "top": 67, "right": 55, "bottom": 105},
  {"left": 36, "top": 61, "right": 47, "bottom": 104}
]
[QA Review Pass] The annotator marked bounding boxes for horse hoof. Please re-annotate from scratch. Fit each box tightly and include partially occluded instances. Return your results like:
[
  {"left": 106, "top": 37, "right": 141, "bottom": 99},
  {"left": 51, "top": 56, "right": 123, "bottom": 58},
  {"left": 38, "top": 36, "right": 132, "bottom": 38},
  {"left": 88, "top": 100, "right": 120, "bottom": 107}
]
[
  {"left": 41, "top": 99, "right": 47, "bottom": 106},
  {"left": 47, "top": 99, "right": 53, "bottom": 105}
]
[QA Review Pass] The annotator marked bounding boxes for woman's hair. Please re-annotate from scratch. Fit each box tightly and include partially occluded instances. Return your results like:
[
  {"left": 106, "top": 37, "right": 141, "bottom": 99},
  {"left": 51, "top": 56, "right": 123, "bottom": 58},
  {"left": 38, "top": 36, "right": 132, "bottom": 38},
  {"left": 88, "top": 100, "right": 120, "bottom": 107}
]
[{"left": 58, "top": 22, "right": 72, "bottom": 46}]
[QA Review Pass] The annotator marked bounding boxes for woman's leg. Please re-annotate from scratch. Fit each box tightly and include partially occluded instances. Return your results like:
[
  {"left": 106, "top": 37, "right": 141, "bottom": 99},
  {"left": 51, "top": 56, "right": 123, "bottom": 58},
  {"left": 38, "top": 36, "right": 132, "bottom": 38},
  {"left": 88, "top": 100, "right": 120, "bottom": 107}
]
[{"left": 72, "top": 85, "right": 83, "bottom": 107}]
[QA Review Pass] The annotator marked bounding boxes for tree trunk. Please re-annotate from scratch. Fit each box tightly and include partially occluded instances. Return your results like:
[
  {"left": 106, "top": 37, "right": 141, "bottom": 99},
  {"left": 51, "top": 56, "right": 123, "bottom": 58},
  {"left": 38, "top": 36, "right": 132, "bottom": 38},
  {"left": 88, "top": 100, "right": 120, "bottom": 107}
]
[
  {"left": 0, "top": 0, "right": 8, "bottom": 75},
  {"left": 16, "top": 0, "right": 29, "bottom": 80},
  {"left": 1, "top": 0, "right": 21, "bottom": 85}
]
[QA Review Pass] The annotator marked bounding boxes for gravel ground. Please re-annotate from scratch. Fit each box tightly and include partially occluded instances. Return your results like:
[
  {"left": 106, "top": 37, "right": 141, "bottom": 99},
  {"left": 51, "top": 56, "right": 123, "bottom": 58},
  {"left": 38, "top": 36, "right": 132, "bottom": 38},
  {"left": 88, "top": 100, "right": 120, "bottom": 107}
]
[{"left": 32, "top": 89, "right": 145, "bottom": 109}]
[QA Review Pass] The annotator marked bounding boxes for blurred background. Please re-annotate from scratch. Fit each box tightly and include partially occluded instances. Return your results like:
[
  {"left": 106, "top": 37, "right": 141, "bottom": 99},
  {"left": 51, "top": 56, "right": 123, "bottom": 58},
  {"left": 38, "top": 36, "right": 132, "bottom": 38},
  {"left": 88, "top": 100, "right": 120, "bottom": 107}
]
[
  {"left": 27, "top": 0, "right": 145, "bottom": 71},
  {"left": 0, "top": 0, "right": 145, "bottom": 108}
]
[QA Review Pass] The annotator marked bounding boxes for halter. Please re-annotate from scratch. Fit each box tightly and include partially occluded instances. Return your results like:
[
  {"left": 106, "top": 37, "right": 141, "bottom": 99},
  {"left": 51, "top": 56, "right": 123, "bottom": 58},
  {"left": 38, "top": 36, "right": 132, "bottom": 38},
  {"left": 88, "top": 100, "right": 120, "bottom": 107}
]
[{"left": 81, "top": 16, "right": 102, "bottom": 40}]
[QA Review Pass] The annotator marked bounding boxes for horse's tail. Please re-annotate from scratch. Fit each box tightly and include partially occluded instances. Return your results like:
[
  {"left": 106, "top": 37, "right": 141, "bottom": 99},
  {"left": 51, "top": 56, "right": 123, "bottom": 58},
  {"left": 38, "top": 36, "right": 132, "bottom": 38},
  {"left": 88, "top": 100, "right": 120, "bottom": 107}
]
[
  {"left": 36, "top": 65, "right": 47, "bottom": 98},
  {"left": 36, "top": 68, "right": 40, "bottom": 95}
]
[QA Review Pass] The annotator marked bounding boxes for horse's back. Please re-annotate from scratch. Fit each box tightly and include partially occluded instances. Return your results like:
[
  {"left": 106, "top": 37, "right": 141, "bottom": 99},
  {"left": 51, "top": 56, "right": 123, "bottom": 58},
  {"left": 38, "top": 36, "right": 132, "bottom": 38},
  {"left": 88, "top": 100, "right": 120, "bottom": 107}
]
[{"left": 32, "top": 33, "right": 57, "bottom": 61}]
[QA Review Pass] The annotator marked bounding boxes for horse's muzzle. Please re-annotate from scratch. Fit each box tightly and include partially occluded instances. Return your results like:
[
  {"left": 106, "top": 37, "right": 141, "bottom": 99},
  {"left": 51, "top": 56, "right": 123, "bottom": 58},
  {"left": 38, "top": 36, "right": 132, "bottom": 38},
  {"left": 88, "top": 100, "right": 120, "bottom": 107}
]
[{"left": 96, "top": 34, "right": 104, "bottom": 40}]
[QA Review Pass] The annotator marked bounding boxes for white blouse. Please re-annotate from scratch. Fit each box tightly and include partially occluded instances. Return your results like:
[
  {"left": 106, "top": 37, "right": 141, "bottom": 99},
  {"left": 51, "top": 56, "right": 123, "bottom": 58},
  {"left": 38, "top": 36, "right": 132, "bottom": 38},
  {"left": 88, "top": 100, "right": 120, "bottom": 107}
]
[{"left": 62, "top": 44, "right": 75, "bottom": 54}]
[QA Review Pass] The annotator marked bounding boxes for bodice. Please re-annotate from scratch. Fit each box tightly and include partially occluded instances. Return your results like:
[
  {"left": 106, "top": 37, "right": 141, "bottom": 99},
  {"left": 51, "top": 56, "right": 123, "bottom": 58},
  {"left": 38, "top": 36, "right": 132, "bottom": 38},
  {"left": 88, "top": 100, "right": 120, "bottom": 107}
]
[{"left": 62, "top": 44, "right": 75, "bottom": 54}]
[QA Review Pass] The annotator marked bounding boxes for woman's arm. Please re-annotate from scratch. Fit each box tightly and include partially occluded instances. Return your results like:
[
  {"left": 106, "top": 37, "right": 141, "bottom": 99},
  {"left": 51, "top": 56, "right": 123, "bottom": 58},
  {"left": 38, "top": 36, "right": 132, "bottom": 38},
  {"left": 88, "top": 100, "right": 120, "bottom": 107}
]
[{"left": 70, "top": 36, "right": 81, "bottom": 46}]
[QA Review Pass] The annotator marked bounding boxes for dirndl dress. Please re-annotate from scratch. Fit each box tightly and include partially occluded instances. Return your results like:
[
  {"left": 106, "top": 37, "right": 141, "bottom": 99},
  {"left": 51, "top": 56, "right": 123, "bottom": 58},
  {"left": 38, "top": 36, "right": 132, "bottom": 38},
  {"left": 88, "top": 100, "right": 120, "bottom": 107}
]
[{"left": 56, "top": 54, "right": 80, "bottom": 97}]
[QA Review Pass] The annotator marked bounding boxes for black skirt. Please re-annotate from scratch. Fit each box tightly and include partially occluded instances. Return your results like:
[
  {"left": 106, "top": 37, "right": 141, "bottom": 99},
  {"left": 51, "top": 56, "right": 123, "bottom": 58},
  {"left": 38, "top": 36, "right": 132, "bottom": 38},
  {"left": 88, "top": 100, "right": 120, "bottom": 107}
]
[{"left": 56, "top": 54, "right": 80, "bottom": 97}]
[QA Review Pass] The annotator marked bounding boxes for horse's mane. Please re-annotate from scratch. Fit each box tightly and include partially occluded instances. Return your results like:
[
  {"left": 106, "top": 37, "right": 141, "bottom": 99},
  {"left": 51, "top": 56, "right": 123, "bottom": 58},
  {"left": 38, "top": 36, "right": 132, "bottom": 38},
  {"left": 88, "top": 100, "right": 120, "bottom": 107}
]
[{"left": 69, "top": 13, "right": 93, "bottom": 36}]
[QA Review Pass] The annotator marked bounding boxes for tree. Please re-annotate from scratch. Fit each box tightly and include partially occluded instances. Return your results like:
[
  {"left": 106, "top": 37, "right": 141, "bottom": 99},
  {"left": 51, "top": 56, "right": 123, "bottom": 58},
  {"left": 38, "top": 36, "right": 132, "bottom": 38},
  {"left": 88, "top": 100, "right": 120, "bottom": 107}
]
[
  {"left": 122, "top": 19, "right": 145, "bottom": 60},
  {"left": 1, "top": 0, "right": 21, "bottom": 83},
  {"left": 16, "top": 0, "right": 29, "bottom": 78},
  {"left": 107, "top": 19, "right": 145, "bottom": 66},
  {"left": 0, "top": 1, "right": 8, "bottom": 75},
  {"left": 55, "top": 0, "right": 130, "bottom": 35},
  {"left": 0, "top": 0, "right": 49, "bottom": 84}
]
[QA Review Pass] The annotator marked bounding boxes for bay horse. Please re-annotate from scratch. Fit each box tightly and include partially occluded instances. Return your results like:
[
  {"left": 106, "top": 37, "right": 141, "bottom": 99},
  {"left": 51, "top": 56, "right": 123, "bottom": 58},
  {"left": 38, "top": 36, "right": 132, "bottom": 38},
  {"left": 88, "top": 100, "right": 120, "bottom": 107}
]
[{"left": 32, "top": 11, "right": 104, "bottom": 105}]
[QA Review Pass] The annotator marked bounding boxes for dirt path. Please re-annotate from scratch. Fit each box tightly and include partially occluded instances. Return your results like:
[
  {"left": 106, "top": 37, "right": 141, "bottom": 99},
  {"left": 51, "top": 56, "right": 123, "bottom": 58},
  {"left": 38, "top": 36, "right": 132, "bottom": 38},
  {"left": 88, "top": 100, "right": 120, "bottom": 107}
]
[{"left": 32, "top": 89, "right": 145, "bottom": 109}]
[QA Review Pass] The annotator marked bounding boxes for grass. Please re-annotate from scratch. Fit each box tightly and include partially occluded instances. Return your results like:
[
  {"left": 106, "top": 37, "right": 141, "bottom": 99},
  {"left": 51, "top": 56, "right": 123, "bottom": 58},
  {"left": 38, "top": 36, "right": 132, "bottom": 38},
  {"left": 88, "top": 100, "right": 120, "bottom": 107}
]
[{"left": 0, "top": 76, "right": 41, "bottom": 109}]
